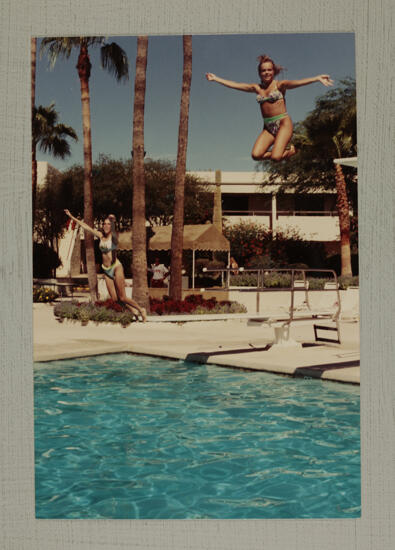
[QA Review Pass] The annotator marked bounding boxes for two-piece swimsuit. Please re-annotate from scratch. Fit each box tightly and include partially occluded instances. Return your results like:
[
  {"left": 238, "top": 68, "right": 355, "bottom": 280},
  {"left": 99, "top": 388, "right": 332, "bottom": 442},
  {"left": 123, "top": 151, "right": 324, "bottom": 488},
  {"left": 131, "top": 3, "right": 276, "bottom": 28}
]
[
  {"left": 256, "top": 83, "right": 288, "bottom": 137},
  {"left": 99, "top": 224, "right": 120, "bottom": 280}
]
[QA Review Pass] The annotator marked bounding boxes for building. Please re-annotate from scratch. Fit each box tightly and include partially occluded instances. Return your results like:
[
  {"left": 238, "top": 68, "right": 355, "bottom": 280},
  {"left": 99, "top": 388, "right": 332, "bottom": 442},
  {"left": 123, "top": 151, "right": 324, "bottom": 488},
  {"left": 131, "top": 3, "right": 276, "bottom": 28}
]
[
  {"left": 36, "top": 162, "right": 350, "bottom": 277},
  {"left": 188, "top": 170, "right": 344, "bottom": 249},
  {"left": 37, "top": 161, "right": 61, "bottom": 187}
]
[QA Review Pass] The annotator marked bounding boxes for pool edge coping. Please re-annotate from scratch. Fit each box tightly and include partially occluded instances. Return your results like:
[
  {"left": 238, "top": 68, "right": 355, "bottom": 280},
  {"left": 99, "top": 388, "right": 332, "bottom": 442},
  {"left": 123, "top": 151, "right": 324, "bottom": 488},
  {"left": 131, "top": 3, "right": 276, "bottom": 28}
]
[{"left": 34, "top": 344, "right": 360, "bottom": 386}]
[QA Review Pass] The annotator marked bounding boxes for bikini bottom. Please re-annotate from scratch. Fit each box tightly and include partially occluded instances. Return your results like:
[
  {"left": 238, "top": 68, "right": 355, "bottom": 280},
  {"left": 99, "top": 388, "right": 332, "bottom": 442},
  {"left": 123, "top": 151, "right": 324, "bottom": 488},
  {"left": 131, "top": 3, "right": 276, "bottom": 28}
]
[
  {"left": 102, "top": 258, "right": 121, "bottom": 280},
  {"left": 264, "top": 112, "right": 289, "bottom": 137}
]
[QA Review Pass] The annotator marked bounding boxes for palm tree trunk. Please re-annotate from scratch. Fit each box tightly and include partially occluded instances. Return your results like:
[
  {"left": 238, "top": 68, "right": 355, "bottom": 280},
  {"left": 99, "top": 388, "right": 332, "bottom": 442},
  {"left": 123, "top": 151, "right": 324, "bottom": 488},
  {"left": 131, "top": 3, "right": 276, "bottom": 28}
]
[
  {"left": 31, "top": 37, "right": 37, "bottom": 228},
  {"left": 335, "top": 164, "right": 352, "bottom": 276},
  {"left": 132, "top": 36, "right": 150, "bottom": 311},
  {"left": 77, "top": 43, "right": 98, "bottom": 301},
  {"left": 169, "top": 35, "right": 192, "bottom": 301}
]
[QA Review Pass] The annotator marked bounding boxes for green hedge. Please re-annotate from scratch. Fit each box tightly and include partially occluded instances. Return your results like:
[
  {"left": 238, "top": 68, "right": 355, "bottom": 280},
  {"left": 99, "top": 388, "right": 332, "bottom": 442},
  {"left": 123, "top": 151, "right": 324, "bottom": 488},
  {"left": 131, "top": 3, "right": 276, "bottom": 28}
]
[{"left": 229, "top": 273, "right": 359, "bottom": 290}]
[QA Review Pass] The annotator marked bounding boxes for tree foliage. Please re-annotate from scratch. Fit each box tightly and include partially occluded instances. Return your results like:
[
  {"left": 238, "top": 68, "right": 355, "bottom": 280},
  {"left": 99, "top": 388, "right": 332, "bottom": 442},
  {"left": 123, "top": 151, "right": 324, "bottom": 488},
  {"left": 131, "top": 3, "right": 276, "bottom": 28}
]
[
  {"left": 262, "top": 78, "right": 358, "bottom": 210},
  {"left": 33, "top": 103, "right": 78, "bottom": 158},
  {"left": 32, "top": 103, "right": 78, "bottom": 224},
  {"left": 223, "top": 220, "right": 326, "bottom": 269},
  {"left": 35, "top": 156, "right": 213, "bottom": 245},
  {"left": 40, "top": 37, "right": 130, "bottom": 301}
]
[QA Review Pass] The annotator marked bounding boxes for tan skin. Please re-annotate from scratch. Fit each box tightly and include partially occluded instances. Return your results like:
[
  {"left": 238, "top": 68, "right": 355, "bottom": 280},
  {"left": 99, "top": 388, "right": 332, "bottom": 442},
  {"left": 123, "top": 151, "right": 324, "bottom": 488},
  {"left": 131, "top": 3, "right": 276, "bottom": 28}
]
[
  {"left": 64, "top": 210, "right": 147, "bottom": 322},
  {"left": 206, "top": 61, "right": 333, "bottom": 161}
]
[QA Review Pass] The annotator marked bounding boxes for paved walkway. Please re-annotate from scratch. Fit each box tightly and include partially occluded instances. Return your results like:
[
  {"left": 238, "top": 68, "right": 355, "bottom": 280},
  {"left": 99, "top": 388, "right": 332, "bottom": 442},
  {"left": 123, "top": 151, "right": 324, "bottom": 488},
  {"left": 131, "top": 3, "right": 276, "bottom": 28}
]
[{"left": 34, "top": 303, "right": 360, "bottom": 384}]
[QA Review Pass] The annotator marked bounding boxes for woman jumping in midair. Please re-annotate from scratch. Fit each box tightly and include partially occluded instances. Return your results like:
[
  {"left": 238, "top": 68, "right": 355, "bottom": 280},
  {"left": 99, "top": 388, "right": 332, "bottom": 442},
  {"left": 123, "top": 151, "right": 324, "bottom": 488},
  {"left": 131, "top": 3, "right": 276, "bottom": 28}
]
[
  {"left": 64, "top": 210, "right": 147, "bottom": 322},
  {"left": 206, "top": 54, "right": 333, "bottom": 162}
]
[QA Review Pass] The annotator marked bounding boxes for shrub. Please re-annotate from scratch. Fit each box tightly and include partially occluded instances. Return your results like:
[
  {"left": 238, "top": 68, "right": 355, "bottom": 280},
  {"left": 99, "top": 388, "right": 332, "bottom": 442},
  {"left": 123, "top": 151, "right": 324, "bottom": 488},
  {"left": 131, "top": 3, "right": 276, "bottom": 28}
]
[
  {"left": 229, "top": 274, "right": 258, "bottom": 287},
  {"left": 192, "top": 303, "right": 246, "bottom": 314},
  {"left": 262, "top": 273, "right": 292, "bottom": 288},
  {"left": 54, "top": 300, "right": 79, "bottom": 319},
  {"left": 246, "top": 255, "right": 276, "bottom": 270},
  {"left": 338, "top": 275, "right": 359, "bottom": 289},
  {"left": 223, "top": 220, "right": 326, "bottom": 268},
  {"left": 33, "top": 286, "right": 59, "bottom": 303},
  {"left": 53, "top": 300, "right": 137, "bottom": 325},
  {"left": 149, "top": 295, "right": 246, "bottom": 315},
  {"left": 33, "top": 242, "right": 61, "bottom": 278},
  {"left": 77, "top": 307, "right": 90, "bottom": 323},
  {"left": 307, "top": 278, "right": 327, "bottom": 290}
]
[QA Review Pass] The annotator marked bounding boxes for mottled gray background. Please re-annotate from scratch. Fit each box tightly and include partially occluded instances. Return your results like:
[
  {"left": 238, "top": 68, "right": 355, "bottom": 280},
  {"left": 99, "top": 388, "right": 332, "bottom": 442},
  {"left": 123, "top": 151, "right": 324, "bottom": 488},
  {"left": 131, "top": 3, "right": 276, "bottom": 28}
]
[{"left": 1, "top": 0, "right": 394, "bottom": 548}]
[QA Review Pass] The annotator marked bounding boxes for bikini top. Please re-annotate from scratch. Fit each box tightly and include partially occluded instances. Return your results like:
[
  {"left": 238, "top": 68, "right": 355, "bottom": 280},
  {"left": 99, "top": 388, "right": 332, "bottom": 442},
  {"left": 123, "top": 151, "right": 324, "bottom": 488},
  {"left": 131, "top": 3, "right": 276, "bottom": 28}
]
[
  {"left": 256, "top": 83, "right": 284, "bottom": 104},
  {"left": 99, "top": 236, "right": 117, "bottom": 253}
]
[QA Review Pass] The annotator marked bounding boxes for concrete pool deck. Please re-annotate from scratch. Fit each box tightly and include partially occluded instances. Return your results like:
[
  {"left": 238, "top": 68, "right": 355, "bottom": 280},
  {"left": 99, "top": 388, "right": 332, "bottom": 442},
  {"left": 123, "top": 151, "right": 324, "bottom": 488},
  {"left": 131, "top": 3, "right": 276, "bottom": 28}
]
[{"left": 33, "top": 303, "right": 360, "bottom": 384}]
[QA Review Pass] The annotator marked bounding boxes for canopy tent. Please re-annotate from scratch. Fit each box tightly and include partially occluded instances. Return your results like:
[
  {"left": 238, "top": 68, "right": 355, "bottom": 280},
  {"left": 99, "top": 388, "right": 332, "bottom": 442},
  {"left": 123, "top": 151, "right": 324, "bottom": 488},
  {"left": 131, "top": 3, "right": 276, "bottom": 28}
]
[
  {"left": 150, "top": 224, "right": 230, "bottom": 288},
  {"left": 149, "top": 224, "right": 229, "bottom": 251},
  {"left": 334, "top": 157, "right": 358, "bottom": 168},
  {"left": 117, "top": 232, "right": 133, "bottom": 250},
  {"left": 118, "top": 224, "right": 230, "bottom": 288}
]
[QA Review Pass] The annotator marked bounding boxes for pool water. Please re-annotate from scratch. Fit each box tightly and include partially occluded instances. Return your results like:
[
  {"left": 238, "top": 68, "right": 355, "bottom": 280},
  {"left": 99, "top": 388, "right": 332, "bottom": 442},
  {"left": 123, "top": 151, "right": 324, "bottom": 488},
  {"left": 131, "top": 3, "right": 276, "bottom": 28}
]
[{"left": 34, "top": 353, "right": 360, "bottom": 519}]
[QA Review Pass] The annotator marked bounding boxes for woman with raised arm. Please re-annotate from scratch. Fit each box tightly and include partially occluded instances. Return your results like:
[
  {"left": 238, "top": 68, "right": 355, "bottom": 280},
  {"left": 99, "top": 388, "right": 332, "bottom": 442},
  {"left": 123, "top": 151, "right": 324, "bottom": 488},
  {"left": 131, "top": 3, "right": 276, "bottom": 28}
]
[
  {"left": 206, "top": 54, "right": 333, "bottom": 162},
  {"left": 64, "top": 210, "right": 147, "bottom": 322}
]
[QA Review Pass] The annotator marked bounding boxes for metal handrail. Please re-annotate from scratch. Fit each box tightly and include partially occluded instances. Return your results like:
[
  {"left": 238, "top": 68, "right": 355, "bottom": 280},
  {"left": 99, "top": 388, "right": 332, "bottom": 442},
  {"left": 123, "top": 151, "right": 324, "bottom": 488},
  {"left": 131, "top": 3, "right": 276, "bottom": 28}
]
[
  {"left": 223, "top": 209, "right": 337, "bottom": 216},
  {"left": 201, "top": 267, "right": 341, "bottom": 320}
]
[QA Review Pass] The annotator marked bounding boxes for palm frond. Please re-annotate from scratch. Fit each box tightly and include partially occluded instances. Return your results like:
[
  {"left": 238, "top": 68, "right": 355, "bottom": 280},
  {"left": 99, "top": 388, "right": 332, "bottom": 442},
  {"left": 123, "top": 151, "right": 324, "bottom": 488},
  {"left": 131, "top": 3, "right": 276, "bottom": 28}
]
[
  {"left": 38, "top": 135, "right": 71, "bottom": 158},
  {"left": 100, "top": 42, "right": 129, "bottom": 82},
  {"left": 53, "top": 124, "right": 78, "bottom": 141},
  {"left": 39, "top": 37, "right": 104, "bottom": 68},
  {"left": 33, "top": 103, "right": 78, "bottom": 156}
]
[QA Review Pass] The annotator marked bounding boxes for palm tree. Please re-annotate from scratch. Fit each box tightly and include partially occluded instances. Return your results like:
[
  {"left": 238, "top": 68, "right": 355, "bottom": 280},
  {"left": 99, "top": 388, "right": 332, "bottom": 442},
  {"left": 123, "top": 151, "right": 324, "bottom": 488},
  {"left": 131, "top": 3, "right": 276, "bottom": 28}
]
[
  {"left": 332, "top": 133, "right": 354, "bottom": 276},
  {"left": 169, "top": 35, "right": 192, "bottom": 301},
  {"left": 32, "top": 37, "right": 37, "bottom": 221},
  {"left": 40, "top": 37, "right": 129, "bottom": 301},
  {"left": 32, "top": 104, "right": 77, "bottom": 225},
  {"left": 31, "top": 38, "right": 36, "bottom": 109},
  {"left": 131, "top": 36, "right": 150, "bottom": 312}
]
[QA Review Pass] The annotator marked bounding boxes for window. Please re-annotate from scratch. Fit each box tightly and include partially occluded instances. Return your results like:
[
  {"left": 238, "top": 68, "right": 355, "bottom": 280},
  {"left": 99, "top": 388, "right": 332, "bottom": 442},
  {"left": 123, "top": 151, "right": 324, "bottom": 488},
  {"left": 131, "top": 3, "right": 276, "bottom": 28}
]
[{"left": 222, "top": 194, "right": 249, "bottom": 213}]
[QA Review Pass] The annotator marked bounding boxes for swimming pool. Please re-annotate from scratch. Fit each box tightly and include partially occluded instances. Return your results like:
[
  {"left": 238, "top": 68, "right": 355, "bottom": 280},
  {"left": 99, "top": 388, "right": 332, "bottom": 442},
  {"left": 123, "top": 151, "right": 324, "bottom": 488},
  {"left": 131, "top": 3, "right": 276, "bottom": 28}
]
[{"left": 34, "top": 353, "right": 360, "bottom": 519}]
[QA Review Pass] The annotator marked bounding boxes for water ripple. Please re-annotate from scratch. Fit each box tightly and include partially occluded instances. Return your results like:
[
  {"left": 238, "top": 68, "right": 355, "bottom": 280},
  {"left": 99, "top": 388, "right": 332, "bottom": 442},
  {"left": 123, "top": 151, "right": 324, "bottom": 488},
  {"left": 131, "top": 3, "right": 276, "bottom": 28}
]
[{"left": 34, "top": 353, "right": 360, "bottom": 519}]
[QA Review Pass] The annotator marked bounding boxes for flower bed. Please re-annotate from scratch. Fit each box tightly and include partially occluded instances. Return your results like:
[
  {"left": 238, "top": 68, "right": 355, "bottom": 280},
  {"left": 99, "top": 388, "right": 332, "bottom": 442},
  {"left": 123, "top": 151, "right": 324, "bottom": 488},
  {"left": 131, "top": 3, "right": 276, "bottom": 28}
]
[
  {"left": 149, "top": 294, "right": 247, "bottom": 316},
  {"left": 53, "top": 296, "right": 247, "bottom": 324},
  {"left": 33, "top": 286, "right": 59, "bottom": 303},
  {"left": 53, "top": 299, "right": 138, "bottom": 326}
]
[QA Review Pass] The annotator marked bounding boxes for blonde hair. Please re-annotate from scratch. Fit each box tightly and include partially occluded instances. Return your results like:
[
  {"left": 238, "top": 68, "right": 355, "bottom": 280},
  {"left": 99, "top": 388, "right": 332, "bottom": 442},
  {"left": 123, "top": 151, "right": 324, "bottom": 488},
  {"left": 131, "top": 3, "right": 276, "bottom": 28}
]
[{"left": 257, "top": 54, "right": 285, "bottom": 77}]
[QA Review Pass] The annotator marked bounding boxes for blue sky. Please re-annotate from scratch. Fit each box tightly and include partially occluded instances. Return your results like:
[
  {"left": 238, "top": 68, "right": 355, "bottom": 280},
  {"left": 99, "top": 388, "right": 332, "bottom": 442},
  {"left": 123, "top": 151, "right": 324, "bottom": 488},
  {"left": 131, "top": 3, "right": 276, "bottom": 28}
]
[{"left": 35, "top": 33, "right": 355, "bottom": 172}]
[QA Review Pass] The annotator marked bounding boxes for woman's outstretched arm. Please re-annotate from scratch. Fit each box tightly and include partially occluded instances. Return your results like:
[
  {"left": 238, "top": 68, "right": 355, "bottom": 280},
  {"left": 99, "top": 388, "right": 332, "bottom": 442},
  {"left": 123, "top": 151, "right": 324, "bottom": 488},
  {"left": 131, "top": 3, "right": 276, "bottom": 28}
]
[
  {"left": 206, "top": 73, "right": 259, "bottom": 93},
  {"left": 279, "top": 75, "right": 334, "bottom": 91},
  {"left": 64, "top": 209, "right": 102, "bottom": 239}
]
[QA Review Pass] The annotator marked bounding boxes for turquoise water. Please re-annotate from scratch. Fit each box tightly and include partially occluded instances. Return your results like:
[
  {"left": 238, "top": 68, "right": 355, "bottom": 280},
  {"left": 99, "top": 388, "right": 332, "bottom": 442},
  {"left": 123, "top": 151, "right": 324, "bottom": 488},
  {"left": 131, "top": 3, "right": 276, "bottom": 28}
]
[{"left": 34, "top": 353, "right": 360, "bottom": 519}]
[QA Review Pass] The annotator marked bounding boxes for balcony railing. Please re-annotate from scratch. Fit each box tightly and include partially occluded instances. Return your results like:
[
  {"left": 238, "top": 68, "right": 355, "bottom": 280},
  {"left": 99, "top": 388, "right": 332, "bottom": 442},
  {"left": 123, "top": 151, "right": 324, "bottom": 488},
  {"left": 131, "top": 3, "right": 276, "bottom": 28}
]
[{"left": 223, "top": 210, "right": 338, "bottom": 217}]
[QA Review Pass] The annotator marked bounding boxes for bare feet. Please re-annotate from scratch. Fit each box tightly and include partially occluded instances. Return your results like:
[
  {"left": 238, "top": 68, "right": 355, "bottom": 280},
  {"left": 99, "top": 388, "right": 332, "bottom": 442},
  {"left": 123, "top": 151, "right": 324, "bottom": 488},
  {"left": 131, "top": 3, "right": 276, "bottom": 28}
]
[
  {"left": 280, "top": 145, "right": 297, "bottom": 160},
  {"left": 259, "top": 145, "right": 296, "bottom": 161},
  {"left": 140, "top": 307, "right": 147, "bottom": 323}
]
